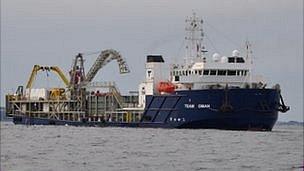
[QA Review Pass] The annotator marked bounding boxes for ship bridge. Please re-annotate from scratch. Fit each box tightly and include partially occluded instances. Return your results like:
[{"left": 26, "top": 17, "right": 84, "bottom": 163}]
[
  {"left": 171, "top": 52, "right": 265, "bottom": 90},
  {"left": 169, "top": 12, "right": 265, "bottom": 90}
]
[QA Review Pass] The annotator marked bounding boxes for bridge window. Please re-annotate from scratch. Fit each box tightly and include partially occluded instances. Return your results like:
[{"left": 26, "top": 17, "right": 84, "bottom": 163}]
[
  {"left": 203, "top": 70, "right": 209, "bottom": 75},
  {"left": 227, "top": 70, "right": 236, "bottom": 76},
  {"left": 240, "top": 70, "right": 248, "bottom": 76},
  {"left": 228, "top": 57, "right": 235, "bottom": 63},
  {"left": 198, "top": 70, "right": 202, "bottom": 75},
  {"left": 237, "top": 70, "right": 240, "bottom": 76},
  {"left": 210, "top": 70, "right": 216, "bottom": 75},
  {"left": 175, "top": 76, "right": 180, "bottom": 81},
  {"left": 244, "top": 70, "right": 248, "bottom": 76},
  {"left": 236, "top": 57, "right": 245, "bottom": 63},
  {"left": 218, "top": 70, "right": 226, "bottom": 76}
]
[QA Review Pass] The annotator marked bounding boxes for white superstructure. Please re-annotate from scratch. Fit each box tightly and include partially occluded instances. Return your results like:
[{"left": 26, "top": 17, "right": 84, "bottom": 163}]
[
  {"left": 138, "top": 55, "right": 165, "bottom": 108},
  {"left": 170, "top": 12, "right": 265, "bottom": 90},
  {"left": 138, "top": 12, "right": 266, "bottom": 108}
]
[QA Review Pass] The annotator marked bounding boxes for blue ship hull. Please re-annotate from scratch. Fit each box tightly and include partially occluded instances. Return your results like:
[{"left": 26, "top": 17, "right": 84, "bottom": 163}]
[{"left": 12, "top": 88, "right": 280, "bottom": 131}]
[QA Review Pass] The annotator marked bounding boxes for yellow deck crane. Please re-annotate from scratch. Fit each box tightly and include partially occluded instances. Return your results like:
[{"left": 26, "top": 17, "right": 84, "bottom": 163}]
[{"left": 26, "top": 65, "right": 70, "bottom": 100}]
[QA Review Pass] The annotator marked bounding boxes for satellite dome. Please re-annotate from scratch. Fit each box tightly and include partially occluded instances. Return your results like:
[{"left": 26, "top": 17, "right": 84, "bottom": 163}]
[
  {"left": 232, "top": 50, "right": 240, "bottom": 57},
  {"left": 221, "top": 56, "right": 228, "bottom": 63},
  {"left": 212, "top": 53, "right": 220, "bottom": 62}
]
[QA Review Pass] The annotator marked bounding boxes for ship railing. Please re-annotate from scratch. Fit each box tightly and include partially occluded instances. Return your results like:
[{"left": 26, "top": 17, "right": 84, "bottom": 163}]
[
  {"left": 13, "top": 110, "right": 86, "bottom": 121},
  {"left": 86, "top": 81, "right": 116, "bottom": 88},
  {"left": 109, "top": 86, "right": 124, "bottom": 108},
  {"left": 86, "top": 81, "right": 124, "bottom": 107},
  {"left": 101, "top": 110, "right": 143, "bottom": 123}
]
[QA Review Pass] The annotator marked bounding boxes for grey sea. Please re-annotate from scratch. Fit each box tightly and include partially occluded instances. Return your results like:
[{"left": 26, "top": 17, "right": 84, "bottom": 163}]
[{"left": 1, "top": 122, "right": 303, "bottom": 171}]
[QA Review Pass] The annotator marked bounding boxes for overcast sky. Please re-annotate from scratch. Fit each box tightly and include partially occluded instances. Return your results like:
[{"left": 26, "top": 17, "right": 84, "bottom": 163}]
[{"left": 1, "top": 0, "right": 303, "bottom": 121}]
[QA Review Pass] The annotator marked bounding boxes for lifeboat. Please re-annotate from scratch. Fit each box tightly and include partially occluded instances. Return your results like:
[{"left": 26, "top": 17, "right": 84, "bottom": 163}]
[{"left": 157, "top": 81, "right": 175, "bottom": 93}]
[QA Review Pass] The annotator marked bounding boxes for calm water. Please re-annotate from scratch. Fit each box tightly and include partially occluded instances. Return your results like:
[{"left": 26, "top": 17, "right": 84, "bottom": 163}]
[{"left": 1, "top": 122, "right": 303, "bottom": 171}]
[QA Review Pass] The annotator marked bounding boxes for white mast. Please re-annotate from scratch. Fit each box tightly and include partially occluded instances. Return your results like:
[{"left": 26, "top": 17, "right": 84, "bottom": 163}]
[
  {"left": 185, "top": 12, "right": 206, "bottom": 65},
  {"left": 245, "top": 40, "right": 253, "bottom": 85}
]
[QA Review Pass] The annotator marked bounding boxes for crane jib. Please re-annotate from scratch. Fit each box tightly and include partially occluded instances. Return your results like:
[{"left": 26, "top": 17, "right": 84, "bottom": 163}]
[{"left": 85, "top": 49, "right": 130, "bottom": 83}]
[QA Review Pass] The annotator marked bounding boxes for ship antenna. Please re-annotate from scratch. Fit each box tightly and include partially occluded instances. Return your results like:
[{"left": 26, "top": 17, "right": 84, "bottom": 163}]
[
  {"left": 245, "top": 40, "right": 253, "bottom": 86},
  {"left": 185, "top": 12, "right": 206, "bottom": 65}
]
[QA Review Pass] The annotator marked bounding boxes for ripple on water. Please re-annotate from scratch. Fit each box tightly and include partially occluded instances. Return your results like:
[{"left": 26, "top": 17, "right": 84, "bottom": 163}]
[{"left": 1, "top": 123, "right": 303, "bottom": 171}]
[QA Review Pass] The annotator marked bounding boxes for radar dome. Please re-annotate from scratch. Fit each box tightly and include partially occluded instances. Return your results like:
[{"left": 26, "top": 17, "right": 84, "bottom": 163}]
[
  {"left": 212, "top": 53, "right": 220, "bottom": 62},
  {"left": 221, "top": 56, "right": 228, "bottom": 63},
  {"left": 232, "top": 50, "right": 240, "bottom": 57}
]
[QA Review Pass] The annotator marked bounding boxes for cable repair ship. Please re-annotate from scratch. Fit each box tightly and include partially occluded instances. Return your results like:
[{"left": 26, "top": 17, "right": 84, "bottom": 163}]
[{"left": 5, "top": 13, "right": 289, "bottom": 131}]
